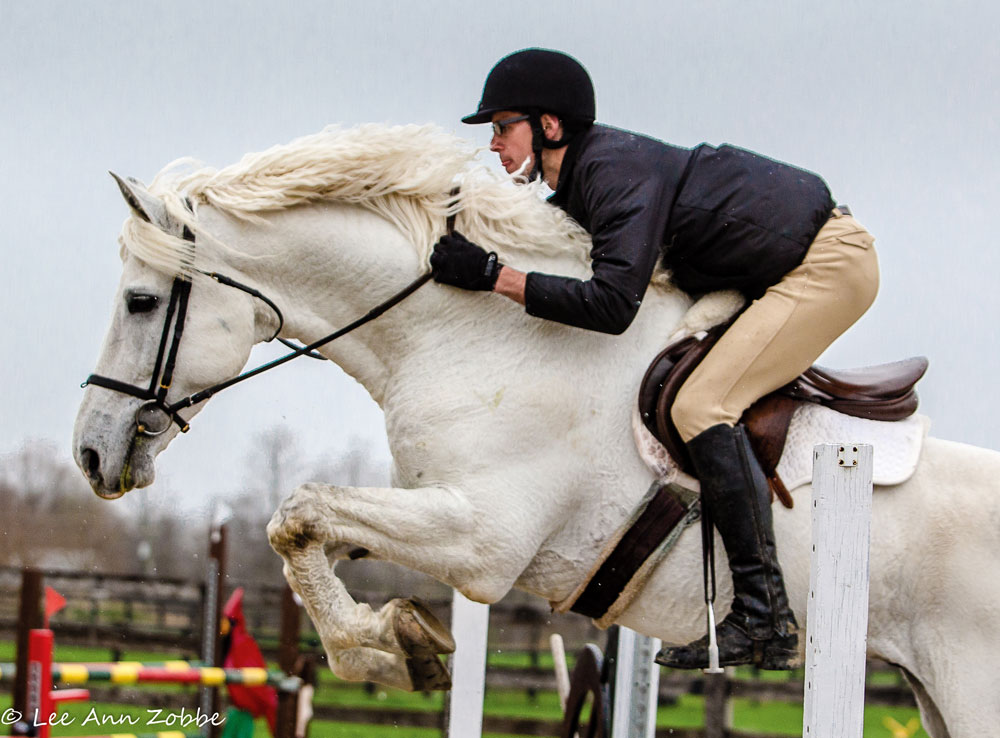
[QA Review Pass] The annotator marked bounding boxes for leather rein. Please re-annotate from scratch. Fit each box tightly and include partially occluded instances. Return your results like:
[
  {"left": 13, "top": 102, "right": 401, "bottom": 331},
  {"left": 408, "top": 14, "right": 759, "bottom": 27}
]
[{"left": 82, "top": 202, "right": 456, "bottom": 436}]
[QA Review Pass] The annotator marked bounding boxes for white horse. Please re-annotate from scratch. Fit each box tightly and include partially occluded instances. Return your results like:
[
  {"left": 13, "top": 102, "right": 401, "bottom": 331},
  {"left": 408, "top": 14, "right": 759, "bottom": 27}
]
[{"left": 72, "top": 123, "right": 1000, "bottom": 738}]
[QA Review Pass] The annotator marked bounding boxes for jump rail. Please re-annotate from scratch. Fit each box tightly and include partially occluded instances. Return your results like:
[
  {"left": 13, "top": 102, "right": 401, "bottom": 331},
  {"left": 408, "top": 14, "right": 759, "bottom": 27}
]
[
  {"left": 0, "top": 658, "right": 303, "bottom": 691},
  {"left": 7, "top": 524, "right": 308, "bottom": 738},
  {"left": 6, "top": 627, "right": 303, "bottom": 738}
]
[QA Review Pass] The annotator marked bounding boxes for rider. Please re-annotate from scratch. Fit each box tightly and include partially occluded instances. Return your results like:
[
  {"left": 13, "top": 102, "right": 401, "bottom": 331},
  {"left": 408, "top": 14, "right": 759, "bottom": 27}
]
[{"left": 430, "top": 48, "right": 879, "bottom": 670}]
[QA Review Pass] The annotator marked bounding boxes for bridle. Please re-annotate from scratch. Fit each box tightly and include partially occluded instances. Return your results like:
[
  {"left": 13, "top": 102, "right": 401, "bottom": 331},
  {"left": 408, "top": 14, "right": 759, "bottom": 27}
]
[{"left": 82, "top": 202, "right": 456, "bottom": 436}]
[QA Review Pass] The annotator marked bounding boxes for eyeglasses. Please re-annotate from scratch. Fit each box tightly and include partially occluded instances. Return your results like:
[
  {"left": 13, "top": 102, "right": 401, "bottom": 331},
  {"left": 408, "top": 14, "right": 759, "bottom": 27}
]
[{"left": 491, "top": 114, "right": 530, "bottom": 137}]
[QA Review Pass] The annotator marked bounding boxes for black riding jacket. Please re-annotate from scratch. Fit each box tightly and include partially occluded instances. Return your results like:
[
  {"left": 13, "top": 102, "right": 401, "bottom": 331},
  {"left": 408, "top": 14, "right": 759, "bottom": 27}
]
[{"left": 524, "top": 124, "right": 834, "bottom": 334}]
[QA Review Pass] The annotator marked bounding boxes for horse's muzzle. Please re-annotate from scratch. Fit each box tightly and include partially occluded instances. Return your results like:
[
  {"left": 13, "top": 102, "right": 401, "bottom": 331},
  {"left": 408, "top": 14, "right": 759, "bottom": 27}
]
[{"left": 78, "top": 446, "right": 129, "bottom": 500}]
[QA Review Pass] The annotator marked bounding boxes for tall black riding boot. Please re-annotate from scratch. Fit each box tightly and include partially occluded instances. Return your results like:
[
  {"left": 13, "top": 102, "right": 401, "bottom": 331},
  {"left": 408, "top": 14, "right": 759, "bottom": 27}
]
[{"left": 655, "top": 424, "right": 800, "bottom": 670}]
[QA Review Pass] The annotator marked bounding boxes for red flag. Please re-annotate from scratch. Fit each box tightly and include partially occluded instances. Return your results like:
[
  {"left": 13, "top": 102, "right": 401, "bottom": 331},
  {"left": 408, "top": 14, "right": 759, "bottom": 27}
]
[
  {"left": 221, "top": 588, "right": 278, "bottom": 736},
  {"left": 44, "top": 587, "right": 67, "bottom": 626}
]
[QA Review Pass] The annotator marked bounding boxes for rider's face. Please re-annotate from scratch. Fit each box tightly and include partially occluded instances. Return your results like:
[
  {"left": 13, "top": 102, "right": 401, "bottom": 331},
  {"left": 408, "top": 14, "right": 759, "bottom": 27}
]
[{"left": 490, "top": 111, "right": 534, "bottom": 175}]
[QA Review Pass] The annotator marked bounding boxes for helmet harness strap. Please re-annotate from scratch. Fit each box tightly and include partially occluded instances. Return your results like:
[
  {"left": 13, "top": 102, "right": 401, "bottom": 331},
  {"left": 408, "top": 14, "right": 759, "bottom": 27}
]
[
  {"left": 529, "top": 112, "right": 575, "bottom": 185},
  {"left": 528, "top": 115, "right": 545, "bottom": 183}
]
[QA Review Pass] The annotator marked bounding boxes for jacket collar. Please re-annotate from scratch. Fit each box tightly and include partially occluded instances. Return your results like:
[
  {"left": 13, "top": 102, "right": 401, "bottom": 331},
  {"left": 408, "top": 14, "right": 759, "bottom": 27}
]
[{"left": 547, "top": 125, "right": 593, "bottom": 208}]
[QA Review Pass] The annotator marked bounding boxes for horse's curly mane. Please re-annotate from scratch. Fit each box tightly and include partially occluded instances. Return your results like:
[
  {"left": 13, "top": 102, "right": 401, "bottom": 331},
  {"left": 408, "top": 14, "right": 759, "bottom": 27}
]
[{"left": 122, "top": 124, "right": 597, "bottom": 277}]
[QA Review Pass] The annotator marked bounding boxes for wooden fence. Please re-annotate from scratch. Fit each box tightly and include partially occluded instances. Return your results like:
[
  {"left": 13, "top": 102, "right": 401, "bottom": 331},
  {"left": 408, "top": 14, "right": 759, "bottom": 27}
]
[{"left": 0, "top": 565, "right": 917, "bottom": 737}]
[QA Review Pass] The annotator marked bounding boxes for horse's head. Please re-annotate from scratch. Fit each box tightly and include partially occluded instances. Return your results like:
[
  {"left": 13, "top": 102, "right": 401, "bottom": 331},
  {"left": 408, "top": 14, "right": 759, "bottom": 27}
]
[{"left": 73, "top": 175, "right": 270, "bottom": 499}]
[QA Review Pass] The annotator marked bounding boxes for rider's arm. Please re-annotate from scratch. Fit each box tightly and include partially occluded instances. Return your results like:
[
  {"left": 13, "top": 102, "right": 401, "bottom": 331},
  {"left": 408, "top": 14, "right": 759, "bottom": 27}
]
[
  {"left": 493, "top": 266, "right": 526, "bottom": 305},
  {"left": 518, "top": 154, "right": 671, "bottom": 335}
]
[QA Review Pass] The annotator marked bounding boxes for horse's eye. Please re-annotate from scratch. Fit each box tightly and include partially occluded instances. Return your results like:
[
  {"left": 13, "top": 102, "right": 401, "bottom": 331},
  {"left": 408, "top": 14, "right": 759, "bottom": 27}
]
[{"left": 126, "top": 294, "right": 159, "bottom": 314}]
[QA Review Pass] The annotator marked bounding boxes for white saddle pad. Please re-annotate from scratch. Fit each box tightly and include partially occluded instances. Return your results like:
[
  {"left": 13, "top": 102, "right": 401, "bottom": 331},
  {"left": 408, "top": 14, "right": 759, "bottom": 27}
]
[{"left": 633, "top": 403, "right": 929, "bottom": 492}]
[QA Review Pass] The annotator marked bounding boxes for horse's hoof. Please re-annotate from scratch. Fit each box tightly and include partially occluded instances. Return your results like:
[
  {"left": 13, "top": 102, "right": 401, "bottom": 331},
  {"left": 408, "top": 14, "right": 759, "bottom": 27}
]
[
  {"left": 391, "top": 598, "right": 456, "bottom": 655},
  {"left": 391, "top": 598, "right": 455, "bottom": 692},
  {"left": 403, "top": 652, "right": 453, "bottom": 692}
]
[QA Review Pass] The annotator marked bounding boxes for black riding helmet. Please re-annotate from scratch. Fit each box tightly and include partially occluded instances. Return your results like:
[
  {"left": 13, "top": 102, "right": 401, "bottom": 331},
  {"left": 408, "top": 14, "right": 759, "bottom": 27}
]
[
  {"left": 462, "top": 48, "right": 596, "bottom": 126},
  {"left": 464, "top": 49, "right": 595, "bottom": 181}
]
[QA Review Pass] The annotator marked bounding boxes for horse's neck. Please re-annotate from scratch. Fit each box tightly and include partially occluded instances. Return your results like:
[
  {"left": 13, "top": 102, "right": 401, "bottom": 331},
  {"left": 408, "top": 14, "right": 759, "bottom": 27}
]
[
  {"left": 205, "top": 198, "right": 689, "bottom": 419},
  {"left": 201, "top": 201, "right": 464, "bottom": 400}
]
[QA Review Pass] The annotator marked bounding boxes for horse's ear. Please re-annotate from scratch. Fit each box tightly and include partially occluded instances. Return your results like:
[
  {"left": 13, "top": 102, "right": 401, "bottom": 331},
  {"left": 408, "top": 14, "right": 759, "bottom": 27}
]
[
  {"left": 111, "top": 171, "right": 157, "bottom": 222},
  {"left": 109, "top": 172, "right": 185, "bottom": 237}
]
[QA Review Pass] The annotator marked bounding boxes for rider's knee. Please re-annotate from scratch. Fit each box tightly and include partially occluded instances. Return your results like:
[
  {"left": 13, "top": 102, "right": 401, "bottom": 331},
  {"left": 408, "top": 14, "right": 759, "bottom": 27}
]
[{"left": 671, "top": 386, "right": 709, "bottom": 444}]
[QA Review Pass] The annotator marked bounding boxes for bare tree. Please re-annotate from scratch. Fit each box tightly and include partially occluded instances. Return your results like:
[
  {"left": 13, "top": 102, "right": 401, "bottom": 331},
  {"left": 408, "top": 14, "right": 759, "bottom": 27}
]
[
  {"left": 241, "top": 425, "right": 301, "bottom": 515},
  {"left": 221, "top": 425, "right": 307, "bottom": 582},
  {"left": 0, "top": 440, "right": 141, "bottom": 571},
  {"left": 308, "top": 435, "right": 390, "bottom": 488}
]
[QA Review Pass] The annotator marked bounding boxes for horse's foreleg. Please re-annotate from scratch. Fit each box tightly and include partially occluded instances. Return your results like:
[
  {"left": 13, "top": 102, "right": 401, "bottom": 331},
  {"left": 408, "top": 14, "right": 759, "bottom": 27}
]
[
  {"left": 273, "top": 545, "right": 454, "bottom": 691},
  {"left": 267, "top": 481, "right": 521, "bottom": 691}
]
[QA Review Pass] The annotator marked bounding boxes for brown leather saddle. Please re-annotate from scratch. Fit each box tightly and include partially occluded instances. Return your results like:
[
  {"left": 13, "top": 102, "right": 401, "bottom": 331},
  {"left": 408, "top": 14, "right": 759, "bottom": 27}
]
[{"left": 638, "top": 322, "right": 928, "bottom": 507}]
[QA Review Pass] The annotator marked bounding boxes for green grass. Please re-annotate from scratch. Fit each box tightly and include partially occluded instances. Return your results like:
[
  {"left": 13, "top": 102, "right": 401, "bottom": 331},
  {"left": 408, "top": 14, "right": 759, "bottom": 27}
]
[
  {"left": 0, "top": 691, "right": 930, "bottom": 738},
  {"left": 1, "top": 641, "right": 929, "bottom": 737}
]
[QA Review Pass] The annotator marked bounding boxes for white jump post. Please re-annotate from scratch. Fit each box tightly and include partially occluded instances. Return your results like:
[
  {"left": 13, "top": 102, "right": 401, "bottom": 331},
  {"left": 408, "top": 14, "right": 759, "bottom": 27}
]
[
  {"left": 444, "top": 590, "right": 490, "bottom": 737},
  {"left": 803, "top": 443, "right": 873, "bottom": 738},
  {"left": 444, "top": 599, "right": 663, "bottom": 738},
  {"left": 611, "top": 628, "right": 661, "bottom": 738}
]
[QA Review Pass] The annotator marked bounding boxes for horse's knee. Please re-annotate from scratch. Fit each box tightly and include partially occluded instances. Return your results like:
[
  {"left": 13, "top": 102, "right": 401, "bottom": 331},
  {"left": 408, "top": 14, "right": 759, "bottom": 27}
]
[{"left": 267, "top": 482, "right": 333, "bottom": 554}]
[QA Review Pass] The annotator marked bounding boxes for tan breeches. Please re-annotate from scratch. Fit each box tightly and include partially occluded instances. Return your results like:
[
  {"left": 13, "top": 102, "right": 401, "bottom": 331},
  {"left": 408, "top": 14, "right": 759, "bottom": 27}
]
[{"left": 671, "top": 212, "right": 880, "bottom": 443}]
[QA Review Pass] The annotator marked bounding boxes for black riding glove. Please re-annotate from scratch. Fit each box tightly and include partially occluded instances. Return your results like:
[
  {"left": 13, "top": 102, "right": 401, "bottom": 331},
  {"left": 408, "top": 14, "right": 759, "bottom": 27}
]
[{"left": 431, "top": 232, "right": 502, "bottom": 291}]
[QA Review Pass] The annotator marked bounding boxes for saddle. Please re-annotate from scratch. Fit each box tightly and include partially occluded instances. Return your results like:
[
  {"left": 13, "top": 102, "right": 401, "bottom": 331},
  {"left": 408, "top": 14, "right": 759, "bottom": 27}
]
[{"left": 638, "top": 323, "right": 928, "bottom": 508}]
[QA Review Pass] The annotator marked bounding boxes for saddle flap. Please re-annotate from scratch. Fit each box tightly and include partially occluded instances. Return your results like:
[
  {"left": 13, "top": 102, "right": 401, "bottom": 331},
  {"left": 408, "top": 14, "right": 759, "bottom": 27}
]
[
  {"left": 743, "top": 394, "right": 799, "bottom": 474},
  {"left": 652, "top": 328, "right": 727, "bottom": 473},
  {"left": 638, "top": 335, "right": 697, "bottom": 439}
]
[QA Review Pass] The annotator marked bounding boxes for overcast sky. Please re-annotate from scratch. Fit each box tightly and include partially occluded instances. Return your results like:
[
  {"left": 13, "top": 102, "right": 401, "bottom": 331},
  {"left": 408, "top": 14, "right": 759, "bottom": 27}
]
[{"left": 1, "top": 1, "right": 997, "bottom": 517}]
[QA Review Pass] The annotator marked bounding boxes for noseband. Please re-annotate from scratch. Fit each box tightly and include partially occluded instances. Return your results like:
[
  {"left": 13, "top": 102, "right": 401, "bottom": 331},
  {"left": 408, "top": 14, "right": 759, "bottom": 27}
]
[{"left": 82, "top": 198, "right": 456, "bottom": 435}]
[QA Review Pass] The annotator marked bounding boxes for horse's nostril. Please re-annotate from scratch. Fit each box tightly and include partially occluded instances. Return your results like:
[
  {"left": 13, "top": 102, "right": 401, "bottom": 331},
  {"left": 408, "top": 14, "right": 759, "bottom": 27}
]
[
  {"left": 81, "top": 447, "right": 101, "bottom": 480},
  {"left": 80, "top": 447, "right": 126, "bottom": 500}
]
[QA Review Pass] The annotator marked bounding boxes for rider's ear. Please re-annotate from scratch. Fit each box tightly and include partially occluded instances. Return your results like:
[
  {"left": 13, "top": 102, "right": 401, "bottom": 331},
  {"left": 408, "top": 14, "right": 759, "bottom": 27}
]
[
  {"left": 540, "top": 113, "right": 563, "bottom": 142},
  {"left": 110, "top": 172, "right": 186, "bottom": 239}
]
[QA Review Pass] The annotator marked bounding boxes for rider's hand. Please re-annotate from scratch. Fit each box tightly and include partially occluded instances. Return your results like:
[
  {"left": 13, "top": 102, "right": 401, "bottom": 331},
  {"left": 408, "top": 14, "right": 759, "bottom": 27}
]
[{"left": 431, "top": 232, "right": 502, "bottom": 291}]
